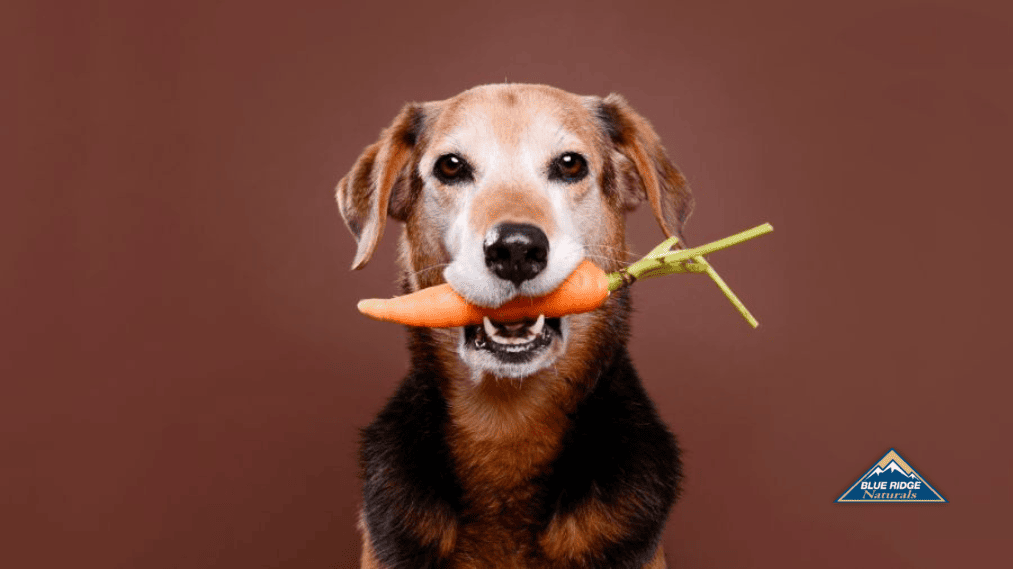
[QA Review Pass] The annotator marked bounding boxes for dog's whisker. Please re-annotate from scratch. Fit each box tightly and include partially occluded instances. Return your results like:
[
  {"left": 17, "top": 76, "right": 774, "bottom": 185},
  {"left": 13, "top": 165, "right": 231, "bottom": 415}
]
[
  {"left": 593, "top": 243, "right": 638, "bottom": 257},
  {"left": 552, "top": 123, "right": 567, "bottom": 147},
  {"left": 588, "top": 247, "right": 639, "bottom": 262},
  {"left": 582, "top": 253, "right": 633, "bottom": 269},
  {"left": 582, "top": 253, "right": 623, "bottom": 263},
  {"left": 586, "top": 247, "right": 634, "bottom": 259},
  {"left": 406, "top": 262, "right": 452, "bottom": 278},
  {"left": 595, "top": 243, "right": 635, "bottom": 253}
]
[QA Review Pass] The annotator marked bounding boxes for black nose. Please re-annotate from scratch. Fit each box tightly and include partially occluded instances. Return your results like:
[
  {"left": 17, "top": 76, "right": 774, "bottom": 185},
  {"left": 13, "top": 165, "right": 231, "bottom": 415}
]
[{"left": 484, "top": 223, "right": 550, "bottom": 286}]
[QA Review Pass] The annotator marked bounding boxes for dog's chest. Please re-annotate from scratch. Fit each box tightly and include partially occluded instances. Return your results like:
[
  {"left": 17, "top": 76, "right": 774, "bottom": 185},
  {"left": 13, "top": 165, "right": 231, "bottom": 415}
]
[
  {"left": 445, "top": 422, "right": 566, "bottom": 567},
  {"left": 450, "top": 485, "right": 546, "bottom": 568}
]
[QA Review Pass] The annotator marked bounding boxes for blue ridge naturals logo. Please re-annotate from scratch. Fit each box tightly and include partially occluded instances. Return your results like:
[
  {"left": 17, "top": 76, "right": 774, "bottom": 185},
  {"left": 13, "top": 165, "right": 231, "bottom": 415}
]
[{"left": 836, "top": 449, "right": 946, "bottom": 503}]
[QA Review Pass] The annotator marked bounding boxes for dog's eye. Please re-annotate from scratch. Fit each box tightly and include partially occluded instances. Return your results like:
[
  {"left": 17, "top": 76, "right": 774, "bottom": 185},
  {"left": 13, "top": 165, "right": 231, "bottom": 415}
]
[
  {"left": 434, "top": 154, "right": 472, "bottom": 184},
  {"left": 550, "top": 152, "right": 588, "bottom": 183}
]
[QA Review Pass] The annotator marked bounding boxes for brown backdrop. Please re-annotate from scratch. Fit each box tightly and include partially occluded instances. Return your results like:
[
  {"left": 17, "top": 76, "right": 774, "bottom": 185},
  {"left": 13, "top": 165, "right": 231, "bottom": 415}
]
[{"left": 5, "top": 0, "right": 1012, "bottom": 567}]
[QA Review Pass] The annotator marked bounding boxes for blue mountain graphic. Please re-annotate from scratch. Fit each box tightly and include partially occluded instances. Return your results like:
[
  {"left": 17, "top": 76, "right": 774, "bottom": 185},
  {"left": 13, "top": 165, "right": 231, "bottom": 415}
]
[
  {"left": 838, "top": 460, "right": 928, "bottom": 500},
  {"left": 836, "top": 450, "right": 946, "bottom": 503}
]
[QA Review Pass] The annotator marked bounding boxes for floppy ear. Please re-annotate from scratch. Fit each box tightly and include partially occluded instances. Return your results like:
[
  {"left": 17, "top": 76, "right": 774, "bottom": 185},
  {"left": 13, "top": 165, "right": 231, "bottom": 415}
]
[
  {"left": 596, "top": 93, "right": 695, "bottom": 241},
  {"left": 335, "top": 103, "right": 425, "bottom": 270}
]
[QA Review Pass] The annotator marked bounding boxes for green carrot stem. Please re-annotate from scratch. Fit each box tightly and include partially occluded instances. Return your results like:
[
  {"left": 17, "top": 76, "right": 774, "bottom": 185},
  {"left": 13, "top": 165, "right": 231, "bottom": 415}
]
[
  {"left": 606, "top": 223, "right": 773, "bottom": 328},
  {"left": 699, "top": 259, "right": 759, "bottom": 328}
]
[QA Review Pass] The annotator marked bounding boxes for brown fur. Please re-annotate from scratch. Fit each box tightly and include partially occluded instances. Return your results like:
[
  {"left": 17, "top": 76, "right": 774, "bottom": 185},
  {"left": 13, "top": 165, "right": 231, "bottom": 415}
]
[
  {"left": 358, "top": 510, "right": 383, "bottom": 569},
  {"left": 539, "top": 492, "right": 658, "bottom": 563},
  {"left": 469, "top": 184, "right": 557, "bottom": 239},
  {"left": 597, "top": 94, "right": 693, "bottom": 240},
  {"left": 645, "top": 545, "right": 667, "bottom": 569}
]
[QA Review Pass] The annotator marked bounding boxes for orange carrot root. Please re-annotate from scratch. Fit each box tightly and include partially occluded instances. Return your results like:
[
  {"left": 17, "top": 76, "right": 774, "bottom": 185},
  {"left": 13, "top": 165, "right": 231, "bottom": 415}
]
[{"left": 356, "top": 260, "right": 610, "bottom": 327}]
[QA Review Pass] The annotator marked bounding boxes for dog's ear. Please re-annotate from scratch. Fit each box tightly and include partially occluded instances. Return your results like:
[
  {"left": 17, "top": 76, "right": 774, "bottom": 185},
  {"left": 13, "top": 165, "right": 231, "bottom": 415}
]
[
  {"left": 335, "top": 103, "right": 425, "bottom": 270},
  {"left": 595, "top": 93, "right": 694, "bottom": 241}
]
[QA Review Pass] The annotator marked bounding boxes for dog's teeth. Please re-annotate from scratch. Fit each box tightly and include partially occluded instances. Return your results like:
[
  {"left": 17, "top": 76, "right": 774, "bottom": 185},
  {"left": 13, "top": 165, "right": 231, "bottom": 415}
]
[
  {"left": 530, "top": 314, "right": 545, "bottom": 336},
  {"left": 483, "top": 316, "right": 497, "bottom": 339},
  {"left": 484, "top": 316, "right": 513, "bottom": 345},
  {"left": 480, "top": 315, "right": 548, "bottom": 347}
]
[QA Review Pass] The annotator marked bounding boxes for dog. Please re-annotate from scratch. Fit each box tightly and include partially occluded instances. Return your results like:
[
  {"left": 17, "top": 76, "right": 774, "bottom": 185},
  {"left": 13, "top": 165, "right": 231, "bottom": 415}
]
[{"left": 336, "top": 83, "right": 693, "bottom": 569}]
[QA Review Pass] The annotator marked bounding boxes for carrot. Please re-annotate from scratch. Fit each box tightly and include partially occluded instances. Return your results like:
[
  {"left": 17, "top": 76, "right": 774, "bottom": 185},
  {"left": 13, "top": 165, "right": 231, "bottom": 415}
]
[
  {"left": 357, "top": 259, "right": 610, "bottom": 327},
  {"left": 355, "top": 223, "right": 774, "bottom": 328}
]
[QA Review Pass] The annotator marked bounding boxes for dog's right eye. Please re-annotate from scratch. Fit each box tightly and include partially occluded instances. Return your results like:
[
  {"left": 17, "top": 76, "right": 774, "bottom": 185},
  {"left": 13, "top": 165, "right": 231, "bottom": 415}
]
[
  {"left": 549, "top": 152, "right": 589, "bottom": 183},
  {"left": 434, "top": 154, "right": 473, "bottom": 184}
]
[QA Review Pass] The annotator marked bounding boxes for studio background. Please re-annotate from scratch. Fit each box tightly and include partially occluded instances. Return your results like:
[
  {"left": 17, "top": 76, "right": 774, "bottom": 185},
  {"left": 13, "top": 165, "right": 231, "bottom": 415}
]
[{"left": 4, "top": 0, "right": 1011, "bottom": 567}]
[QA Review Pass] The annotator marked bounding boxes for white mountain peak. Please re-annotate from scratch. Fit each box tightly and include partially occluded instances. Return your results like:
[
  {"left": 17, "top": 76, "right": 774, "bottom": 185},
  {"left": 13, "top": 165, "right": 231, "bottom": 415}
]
[
  {"left": 883, "top": 460, "right": 907, "bottom": 475},
  {"left": 868, "top": 460, "right": 909, "bottom": 478}
]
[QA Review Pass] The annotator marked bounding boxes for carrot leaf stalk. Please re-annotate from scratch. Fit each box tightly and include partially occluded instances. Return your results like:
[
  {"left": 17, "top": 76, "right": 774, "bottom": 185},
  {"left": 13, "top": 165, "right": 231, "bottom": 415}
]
[
  {"left": 608, "top": 222, "right": 774, "bottom": 328},
  {"left": 356, "top": 223, "right": 773, "bottom": 329}
]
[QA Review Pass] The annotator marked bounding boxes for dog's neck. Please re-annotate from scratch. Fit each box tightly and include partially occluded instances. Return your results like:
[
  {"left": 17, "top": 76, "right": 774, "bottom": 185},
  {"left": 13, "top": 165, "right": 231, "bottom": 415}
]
[{"left": 401, "top": 287, "right": 633, "bottom": 489}]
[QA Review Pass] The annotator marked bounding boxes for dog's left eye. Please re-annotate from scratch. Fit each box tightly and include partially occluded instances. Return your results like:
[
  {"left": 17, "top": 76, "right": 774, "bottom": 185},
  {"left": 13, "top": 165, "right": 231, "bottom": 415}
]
[
  {"left": 434, "top": 154, "right": 473, "bottom": 184},
  {"left": 550, "top": 152, "right": 588, "bottom": 183}
]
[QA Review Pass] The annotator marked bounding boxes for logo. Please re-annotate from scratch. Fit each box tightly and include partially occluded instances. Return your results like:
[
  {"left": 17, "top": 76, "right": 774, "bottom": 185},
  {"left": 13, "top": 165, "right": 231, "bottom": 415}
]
[{"left": 835, "top": 448, "right": 946, "bottom": 503}]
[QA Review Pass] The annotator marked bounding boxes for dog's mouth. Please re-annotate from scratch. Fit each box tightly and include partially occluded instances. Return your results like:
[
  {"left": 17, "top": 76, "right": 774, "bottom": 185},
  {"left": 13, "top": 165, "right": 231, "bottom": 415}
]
[{"left": 462, "top": 314, "right": 562, "bottom": 363}]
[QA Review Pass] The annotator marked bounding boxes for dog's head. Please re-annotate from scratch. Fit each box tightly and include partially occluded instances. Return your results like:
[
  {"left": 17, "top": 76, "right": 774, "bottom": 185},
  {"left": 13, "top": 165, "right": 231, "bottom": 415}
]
[{"left": 336, "top": 84, "right": 692, "bottom": 381}]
